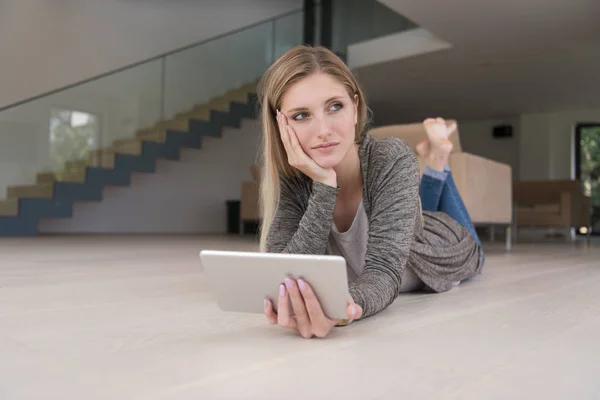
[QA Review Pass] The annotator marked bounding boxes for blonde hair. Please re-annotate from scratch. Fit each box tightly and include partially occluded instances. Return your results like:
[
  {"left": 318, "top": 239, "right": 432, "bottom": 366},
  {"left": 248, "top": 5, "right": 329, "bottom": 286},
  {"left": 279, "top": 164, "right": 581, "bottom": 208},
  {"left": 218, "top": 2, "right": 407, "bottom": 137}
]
[{"left": 256, "top": 45, "right": 370, "bottom": 252}]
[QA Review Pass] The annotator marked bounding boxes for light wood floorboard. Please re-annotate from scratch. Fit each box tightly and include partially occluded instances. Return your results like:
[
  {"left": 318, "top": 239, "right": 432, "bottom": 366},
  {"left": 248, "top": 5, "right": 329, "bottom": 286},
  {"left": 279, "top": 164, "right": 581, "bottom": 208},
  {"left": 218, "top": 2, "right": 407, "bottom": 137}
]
[{"left": 1, "top": 236, "right": 599, "bottom": 399}]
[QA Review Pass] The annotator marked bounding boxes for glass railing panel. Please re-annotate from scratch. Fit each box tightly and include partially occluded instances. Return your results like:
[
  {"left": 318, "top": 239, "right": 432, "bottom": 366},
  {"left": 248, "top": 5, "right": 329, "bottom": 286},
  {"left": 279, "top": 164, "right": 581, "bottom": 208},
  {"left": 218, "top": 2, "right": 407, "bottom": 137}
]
[
  {"left": 163, "top": 19, "right": 277, "bottom": 121},
  {"left": 0, "top": 58, "right": 162, "bottom": 193},
  {"left": 0, "top": 10, "right": 304, "bottom": 197},
  {"left": 274, "top": 10, "right": 305, "bottom": 61}
]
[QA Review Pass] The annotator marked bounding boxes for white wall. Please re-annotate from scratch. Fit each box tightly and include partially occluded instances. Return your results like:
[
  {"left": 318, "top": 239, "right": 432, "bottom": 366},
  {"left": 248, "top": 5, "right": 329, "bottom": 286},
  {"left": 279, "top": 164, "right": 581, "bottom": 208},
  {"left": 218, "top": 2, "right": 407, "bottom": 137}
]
[
  {"left": 518, "top": 112, "right": 554, "bottom": 180},
  {"left": 0, "top": 0, "right": 302, "bottom": 109},
  {"left": 457, "top": 107, "right": 600, "bottom": 181},
  {"left": 38, "top": 119, "right": 262, "bottom": 234},
  {"left": 457, "top": 117, "right": 520, "bottom": 179},
  {"left": 519, "top": 107, "right": 600, "bottom": 181}
]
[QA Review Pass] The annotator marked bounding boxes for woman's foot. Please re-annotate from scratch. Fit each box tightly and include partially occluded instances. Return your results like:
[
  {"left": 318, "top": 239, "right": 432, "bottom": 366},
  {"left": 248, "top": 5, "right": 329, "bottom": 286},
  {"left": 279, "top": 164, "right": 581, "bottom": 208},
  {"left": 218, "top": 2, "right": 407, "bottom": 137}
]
[
  {"left": 423, "top": 117, "right": 456, "bottom": 141},
  {"left": 418, "top": 118, "right": 456, "bottom": 172}
]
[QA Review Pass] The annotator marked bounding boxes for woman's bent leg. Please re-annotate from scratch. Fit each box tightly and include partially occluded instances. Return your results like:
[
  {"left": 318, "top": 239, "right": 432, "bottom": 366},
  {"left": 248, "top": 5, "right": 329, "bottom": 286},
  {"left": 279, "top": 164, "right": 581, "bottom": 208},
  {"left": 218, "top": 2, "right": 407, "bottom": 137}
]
[
  {"left": 419, "top": 168, "right": 446, "bottom": 212},
  {"left": 420, "top": 166, "right": 483, "bottom": 250}
]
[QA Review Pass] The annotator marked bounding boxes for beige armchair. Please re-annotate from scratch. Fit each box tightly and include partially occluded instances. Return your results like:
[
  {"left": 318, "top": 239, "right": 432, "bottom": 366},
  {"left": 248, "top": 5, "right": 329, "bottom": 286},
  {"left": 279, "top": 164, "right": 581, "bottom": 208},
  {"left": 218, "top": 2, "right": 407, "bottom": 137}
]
[
  {"left": 512, "top": 179, "right": 592, "bottom": 240},
  {"left": 368, "top": 121, "right": 513, "bottom": 249}
]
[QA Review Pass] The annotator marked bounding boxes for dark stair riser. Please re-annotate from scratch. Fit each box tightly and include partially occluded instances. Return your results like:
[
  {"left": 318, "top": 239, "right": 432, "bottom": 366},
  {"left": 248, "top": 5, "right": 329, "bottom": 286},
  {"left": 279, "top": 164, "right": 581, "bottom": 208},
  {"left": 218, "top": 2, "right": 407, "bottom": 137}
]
[
  {"left": 0, "top": 216, "right": 38, "bottom": 236},
  {"left": 20, "top": 198, "right": 73, "bottom": 219}
]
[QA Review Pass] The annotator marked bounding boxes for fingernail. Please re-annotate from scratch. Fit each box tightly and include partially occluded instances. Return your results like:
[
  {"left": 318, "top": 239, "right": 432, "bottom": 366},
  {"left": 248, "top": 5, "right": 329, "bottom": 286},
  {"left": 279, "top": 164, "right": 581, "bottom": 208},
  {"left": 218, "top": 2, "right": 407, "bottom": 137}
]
[
  {"left": 351, "top": 305, "right": 357, "bottom": 317},
  {"left": 279, "top": 284, "right": 286, "bottom": 297},
  {"left": 264, "top": 298, "right": 269, "bottom": 309},
  {"left": 284, "top": 278, "right": 294, "bottom": 289},
  {"left": 298, "top": 279, "right": 307, "bottom": 291}
]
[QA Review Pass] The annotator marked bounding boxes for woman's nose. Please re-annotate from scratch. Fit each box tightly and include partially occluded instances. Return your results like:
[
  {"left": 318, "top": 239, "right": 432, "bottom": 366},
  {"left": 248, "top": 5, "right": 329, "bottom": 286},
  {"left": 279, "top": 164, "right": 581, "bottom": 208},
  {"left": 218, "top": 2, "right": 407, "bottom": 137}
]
[{"left": 315, "top": 115, "right": 333, "bottom": 138}]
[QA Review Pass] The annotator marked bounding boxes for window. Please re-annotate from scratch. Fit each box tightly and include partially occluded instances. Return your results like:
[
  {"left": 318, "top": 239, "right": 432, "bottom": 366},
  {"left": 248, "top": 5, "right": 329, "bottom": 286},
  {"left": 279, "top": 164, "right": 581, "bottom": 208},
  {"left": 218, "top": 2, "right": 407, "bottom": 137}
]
[
  {"left": 574, "top": 123, "right": 600, "bottom": 235},
  {"left": 49, "top": 108, "right": 100, "bottom": 175}
]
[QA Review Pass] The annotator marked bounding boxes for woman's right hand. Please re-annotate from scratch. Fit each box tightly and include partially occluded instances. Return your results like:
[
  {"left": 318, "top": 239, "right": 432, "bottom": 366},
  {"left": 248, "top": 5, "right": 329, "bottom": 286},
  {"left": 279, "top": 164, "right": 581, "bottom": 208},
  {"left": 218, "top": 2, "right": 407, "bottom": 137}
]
[
  {"left": 263, "top": 277, "right": 362, "bottom": 339},
  {"left": 276, "top": 110, "right": 337, "bottom": 187}
]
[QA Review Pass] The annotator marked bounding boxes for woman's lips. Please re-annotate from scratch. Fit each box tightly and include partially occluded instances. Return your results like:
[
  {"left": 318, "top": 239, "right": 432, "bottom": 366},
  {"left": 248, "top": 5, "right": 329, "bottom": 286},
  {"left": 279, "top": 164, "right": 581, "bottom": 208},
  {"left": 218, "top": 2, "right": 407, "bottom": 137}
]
[{"left": 313, "top": 142, "right": 339, "bottom": 152}]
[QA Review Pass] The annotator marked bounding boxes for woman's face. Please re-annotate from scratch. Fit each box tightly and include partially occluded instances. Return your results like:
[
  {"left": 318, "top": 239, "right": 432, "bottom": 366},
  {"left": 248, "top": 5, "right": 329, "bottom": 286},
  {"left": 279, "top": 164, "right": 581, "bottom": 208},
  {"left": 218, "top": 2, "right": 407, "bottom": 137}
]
[{"left": 279, "top": 72, "right": 358, "bottom": 170}]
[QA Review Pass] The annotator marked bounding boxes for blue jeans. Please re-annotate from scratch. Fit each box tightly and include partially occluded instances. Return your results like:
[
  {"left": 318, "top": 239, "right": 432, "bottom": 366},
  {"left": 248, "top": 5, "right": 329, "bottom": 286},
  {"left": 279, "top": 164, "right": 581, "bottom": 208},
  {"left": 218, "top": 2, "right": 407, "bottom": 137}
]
[{"left": 419, "top": 166, "right": 484, "bottom": 255}]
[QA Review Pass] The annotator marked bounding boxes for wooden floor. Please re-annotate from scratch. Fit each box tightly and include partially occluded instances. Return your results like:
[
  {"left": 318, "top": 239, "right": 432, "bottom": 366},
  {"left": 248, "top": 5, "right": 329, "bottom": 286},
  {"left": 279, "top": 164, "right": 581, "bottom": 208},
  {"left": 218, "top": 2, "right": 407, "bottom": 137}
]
[{"left": 1, "top": 235, "right": 599, "bottom": 400}]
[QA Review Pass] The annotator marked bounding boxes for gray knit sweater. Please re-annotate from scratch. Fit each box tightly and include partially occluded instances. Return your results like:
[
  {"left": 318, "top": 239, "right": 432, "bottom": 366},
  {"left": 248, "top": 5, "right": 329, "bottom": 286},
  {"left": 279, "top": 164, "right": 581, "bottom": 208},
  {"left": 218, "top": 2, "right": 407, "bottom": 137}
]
[{"left": 266, "top": 135, "right": 484, "bottom": 319}]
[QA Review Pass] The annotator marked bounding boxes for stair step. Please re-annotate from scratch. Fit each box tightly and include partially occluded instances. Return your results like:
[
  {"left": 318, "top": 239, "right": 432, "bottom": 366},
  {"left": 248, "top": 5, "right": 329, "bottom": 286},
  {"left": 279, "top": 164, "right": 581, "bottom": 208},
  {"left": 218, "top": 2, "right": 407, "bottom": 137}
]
[
  {"left": 221, "top": 89, "right": 251, "bottom": 104},
  {"left": 240, "top": 82, "right": 257, "bottom": 93},
  {"left": 36, "top": 172, "right": 57, "bottom": 184},
  {"left": 135, "top": 128, "right": 166, "bottom": 143},
  {"left": 0, "top": 198, "right": 19, "bottom": 217},
  {"left": 88, "top": 149, "right": 116, "bottom": 169},
  {"left": 155, "top": 118, "right": 189, "bottom": 132},
  {"left": 174, "top": 108, "right": 211, "bottom": 122},
  {"left": 196, "top": 98, "right": 230, "bottom": 113},
  {"left": 65, "top": 160, "right": 89, "bottom": 171},
  {"left": 60, "top": 170, "right": 87, "bottom": 183},
  {"left": 36, "top": 170, "right": 86, "bottom": 184},
  {"left": 7, "top": 183, "right": 54, "bottom": 199},
  {"left": 113, "top": 138, "right": 143, "bottom": 155}
]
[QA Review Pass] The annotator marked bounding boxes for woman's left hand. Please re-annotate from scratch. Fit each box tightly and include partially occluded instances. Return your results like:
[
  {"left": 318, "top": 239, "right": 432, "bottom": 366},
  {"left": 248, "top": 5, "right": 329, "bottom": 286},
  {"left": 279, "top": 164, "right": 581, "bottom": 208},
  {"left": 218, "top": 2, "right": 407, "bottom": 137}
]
[{"left": 264, "top": 278, "right": 363, "bottom": 339}]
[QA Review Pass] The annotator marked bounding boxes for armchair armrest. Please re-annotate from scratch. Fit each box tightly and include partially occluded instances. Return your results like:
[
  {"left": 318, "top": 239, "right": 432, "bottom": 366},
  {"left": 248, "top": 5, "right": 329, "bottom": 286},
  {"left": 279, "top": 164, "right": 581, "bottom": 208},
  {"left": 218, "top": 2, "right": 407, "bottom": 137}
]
[
  {"left": 240, "top": 181, "right": 260, "bottom": 221},
  {"left": 563, "top": 191, "right": 592, "bottom": 228},
  {"left": 449, "top": 153, "right": 512, "bottom": 224}
]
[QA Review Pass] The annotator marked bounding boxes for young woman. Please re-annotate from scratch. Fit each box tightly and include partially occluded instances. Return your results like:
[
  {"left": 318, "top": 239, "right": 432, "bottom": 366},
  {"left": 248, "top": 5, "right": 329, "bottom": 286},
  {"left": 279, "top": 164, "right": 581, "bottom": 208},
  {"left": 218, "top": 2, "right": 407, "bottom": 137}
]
[{"left": 257, "top": 45, "right": 485, "bottom": 339}]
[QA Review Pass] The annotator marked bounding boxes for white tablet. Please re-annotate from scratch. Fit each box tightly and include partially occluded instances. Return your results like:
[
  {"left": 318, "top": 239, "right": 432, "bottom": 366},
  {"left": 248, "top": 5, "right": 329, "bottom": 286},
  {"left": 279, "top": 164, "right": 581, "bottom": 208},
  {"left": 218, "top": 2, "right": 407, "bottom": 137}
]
[{"left": 199, "top": 250, "right": 350, "bottom": 320}]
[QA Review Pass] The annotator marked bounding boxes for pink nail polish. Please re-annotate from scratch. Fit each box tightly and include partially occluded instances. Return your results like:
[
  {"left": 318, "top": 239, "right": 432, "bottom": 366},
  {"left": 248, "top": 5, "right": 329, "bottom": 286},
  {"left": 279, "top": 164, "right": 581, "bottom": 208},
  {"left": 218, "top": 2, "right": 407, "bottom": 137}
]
[
  {"left": 279, "top": 284, "right": 286, "bottom": 297},
  {"left": 298, "top": 279, "right": 307, "bottom": 291},
  {"left": 351, "top": 305, "right": 357, "bottom": 317},
  {"left": 284, "top": 278, "right": 294, "bottom": 289}
]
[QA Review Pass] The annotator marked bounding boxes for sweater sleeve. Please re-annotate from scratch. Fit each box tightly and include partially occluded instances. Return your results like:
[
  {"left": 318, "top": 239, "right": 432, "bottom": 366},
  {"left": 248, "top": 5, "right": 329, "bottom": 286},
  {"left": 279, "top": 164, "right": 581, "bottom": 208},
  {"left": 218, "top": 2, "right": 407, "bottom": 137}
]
[
  {"left": 266, "top": 176, "right": 340, "bottom": 255},
  {"left": 348, "top": 142, "right": 421, "bottom": 318}
]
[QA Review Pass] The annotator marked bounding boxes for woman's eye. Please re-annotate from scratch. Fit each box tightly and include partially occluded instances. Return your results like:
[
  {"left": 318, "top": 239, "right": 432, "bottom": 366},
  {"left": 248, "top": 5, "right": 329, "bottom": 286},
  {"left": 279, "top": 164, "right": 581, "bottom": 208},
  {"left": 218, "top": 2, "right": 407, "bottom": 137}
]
[
  {"left": 292, "top": 112, "right": 308, "bottom": 121},
  {"left": 330, "top": 103, "right": 343, "bottom": 111}
]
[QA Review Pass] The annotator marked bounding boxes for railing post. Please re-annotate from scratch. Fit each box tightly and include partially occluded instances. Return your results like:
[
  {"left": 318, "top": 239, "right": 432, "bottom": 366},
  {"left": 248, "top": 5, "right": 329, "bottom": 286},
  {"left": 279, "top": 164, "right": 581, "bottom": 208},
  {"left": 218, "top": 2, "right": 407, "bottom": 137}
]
[
  {"left": 271, "top": 20, "right": 277, "bottom": 64},
  {"left": 160, "top": 57, "right": 166, "bottom": 121},
  {"left": 320, "top": 0, "right": 333, "bottom": 49},
  {"left": 303, "top": 0, "right": 315, "bottom": 45}
]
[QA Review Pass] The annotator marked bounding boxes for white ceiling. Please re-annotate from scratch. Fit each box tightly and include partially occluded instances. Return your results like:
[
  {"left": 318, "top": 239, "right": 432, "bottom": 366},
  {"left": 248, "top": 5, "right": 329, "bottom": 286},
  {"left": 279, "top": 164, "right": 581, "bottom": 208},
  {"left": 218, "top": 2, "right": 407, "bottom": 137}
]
[{"left": 357, "top": 0, "right": 600, "bottom": 124}]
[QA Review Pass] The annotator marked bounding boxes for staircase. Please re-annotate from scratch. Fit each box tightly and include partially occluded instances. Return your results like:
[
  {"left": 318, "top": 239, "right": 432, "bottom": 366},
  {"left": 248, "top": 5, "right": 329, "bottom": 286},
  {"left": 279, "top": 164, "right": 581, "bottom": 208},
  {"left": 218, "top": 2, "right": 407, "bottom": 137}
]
[
  {"left": 0, "top": 82, "right": 258, "bottom": 236},
  {"left": 0, "top": 1, "right": 417, "bottom": 237}
]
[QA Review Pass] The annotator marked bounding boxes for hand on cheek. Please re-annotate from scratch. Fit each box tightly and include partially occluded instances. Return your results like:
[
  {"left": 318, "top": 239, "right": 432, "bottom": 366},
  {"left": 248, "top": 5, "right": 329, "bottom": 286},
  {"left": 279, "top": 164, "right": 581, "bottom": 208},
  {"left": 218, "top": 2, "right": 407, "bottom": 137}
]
[{"left": 276, "top": 110, "right": 337, "bottom": 187}]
